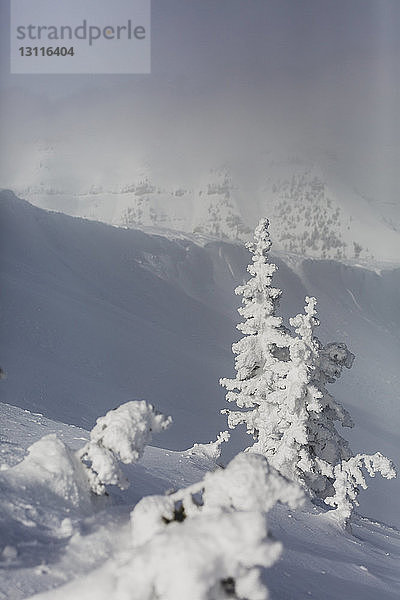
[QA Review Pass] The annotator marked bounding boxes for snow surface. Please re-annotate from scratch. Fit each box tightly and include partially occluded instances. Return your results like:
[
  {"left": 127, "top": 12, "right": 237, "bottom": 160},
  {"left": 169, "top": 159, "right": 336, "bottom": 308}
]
[
  {"left": 0, "top": 191, "right": 399, "bottom": 598},
  {"left": 0, "top": 403, "right": 399, "bottom": 600},
  {"left": 0, "top": 403, "right": 217, "bottom": 600}
]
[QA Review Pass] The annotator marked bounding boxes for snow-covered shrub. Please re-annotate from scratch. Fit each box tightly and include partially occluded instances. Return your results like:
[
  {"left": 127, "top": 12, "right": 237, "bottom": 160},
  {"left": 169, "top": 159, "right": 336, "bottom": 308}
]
[
  {"left": 182, "top": 430, "right": 230, "bottom": 462},
  {"left": 122, "top": 453, "right": 303, "bottom": 600},
  {"left": 78, "top": 401, "right": 171, "bottom": 495},
  {"left": 126, "top": 510, "right": 274, "bottom": 600},
  {"left": 324, "top": 452, "right": 396, "bottom": 525}
]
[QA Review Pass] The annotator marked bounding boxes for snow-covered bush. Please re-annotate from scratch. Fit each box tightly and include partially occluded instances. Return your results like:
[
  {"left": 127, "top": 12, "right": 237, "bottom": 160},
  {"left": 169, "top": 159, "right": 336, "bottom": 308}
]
[
  {"left": 78, "top": 401, "right": 171, "bottom": 495},
  {"left": 127, "top": 510, "right": 273, "bottom": 600},
  {"left": 221, "top": 218, "right": 396, "bottom": 522},
  {"left": 22, "top": 435, "right": 91, "bottom": 510},
  {"left": 121, "top": 453, "right": 303, "bottom": 600}
]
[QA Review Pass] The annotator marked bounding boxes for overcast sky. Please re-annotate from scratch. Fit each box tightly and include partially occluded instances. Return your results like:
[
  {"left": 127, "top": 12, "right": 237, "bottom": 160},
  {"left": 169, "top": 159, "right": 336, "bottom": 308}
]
[{"left": 0, "top": 0, "right": 399, "bottom": 201}]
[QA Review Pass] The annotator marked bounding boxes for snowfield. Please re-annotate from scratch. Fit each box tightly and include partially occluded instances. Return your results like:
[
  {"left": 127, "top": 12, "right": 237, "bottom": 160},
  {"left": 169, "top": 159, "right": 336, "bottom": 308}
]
[
  {"left": 0, "top": 190, "right": 399, "bottom": 599},
  {"left": 0, "top": 403, "right": 399, "bottom": 600}
]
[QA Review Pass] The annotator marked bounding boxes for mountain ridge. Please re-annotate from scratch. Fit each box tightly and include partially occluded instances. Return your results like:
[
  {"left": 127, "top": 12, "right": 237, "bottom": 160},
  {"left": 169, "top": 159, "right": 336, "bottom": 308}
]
[{"left": 9, "top": 153, "right": 400, "bottom": 265}]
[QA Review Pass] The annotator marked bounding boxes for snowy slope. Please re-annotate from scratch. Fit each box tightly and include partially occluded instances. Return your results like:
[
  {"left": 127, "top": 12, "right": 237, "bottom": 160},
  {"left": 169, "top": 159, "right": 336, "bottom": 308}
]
[
  {"left": 0, "top": 190, "right": 236, "bottom": 449},
  {"left": 0, "top": 190, "right": 399, "bottom": 534},
  {"left": 0, "top": 403, "right": 399, "bottom": 600},
  {"left": 0, "top": 403, "right": 216, "bottom": 600}
]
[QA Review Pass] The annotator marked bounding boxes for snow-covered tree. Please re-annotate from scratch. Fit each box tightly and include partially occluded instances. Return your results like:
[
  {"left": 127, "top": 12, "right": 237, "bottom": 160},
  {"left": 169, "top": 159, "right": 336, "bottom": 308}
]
[
  {"left": 78, "top": 401, "right": 171, "bottom": 495},
  {"left": 223, "top": 294, "right": 352, "bottom": 494},
  {"left": 220, "top": 218, "right": 293, "bottom": 452},
  {"left": 270, "top": 296, "right": 355, "bottom": 495},
  {"left": 120, "top": 453, "right": 303, "bottom": 600},
  {"left": 288, "top": 298, "right": 395, "bottom": 521},
  {"left": 221, "top": 219, "right": 396, "bottom": 523}
]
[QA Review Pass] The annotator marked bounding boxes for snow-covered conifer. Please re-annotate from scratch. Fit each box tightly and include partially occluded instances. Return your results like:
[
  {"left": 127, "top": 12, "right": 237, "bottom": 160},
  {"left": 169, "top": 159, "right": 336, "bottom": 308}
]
[
  {"left": 247, "top": 294, "right": 395, "bottom": 516},
  {"left": 78, "top": 401, "right": 171, "bottom": 495},
  {"left": 287, "top": 298, "right": 396, "bottom": 521},
  {"left": 221, "top": 220, "right": 396, "bottom": 523},
  {"left": 220, "top": 218, "right": 293, "bottom": 450},
  {"left": 279, "top": 296, "right": 354, "bottom": 495}
]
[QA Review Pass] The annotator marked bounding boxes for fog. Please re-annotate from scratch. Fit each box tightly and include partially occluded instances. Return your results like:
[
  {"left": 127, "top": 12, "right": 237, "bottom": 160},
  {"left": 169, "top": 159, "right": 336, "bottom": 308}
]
[{"left": 0, "top": 0, "right": 399, "bottom": 203}]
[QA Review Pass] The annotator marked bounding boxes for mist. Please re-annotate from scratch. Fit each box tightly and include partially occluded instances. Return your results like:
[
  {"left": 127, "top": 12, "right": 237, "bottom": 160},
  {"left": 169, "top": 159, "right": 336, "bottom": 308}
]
[{"left": 0, "top": 0, "right": 399, "bottom": 204}]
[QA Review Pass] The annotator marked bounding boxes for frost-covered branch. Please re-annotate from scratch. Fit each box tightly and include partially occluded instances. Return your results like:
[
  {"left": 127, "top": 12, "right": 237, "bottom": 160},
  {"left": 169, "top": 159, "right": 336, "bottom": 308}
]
[{"left": 325, "top": 452, "right": 396, "bottom": 525}]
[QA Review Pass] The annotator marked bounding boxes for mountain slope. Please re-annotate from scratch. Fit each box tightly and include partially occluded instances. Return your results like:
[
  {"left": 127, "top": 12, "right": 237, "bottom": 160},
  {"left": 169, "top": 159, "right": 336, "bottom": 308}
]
[
  {"left": 0, "top": 190, "right": 399, "bottom": 529},
  {"left": 0, "top": 190, "right": 236, "bottom": 449}
]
